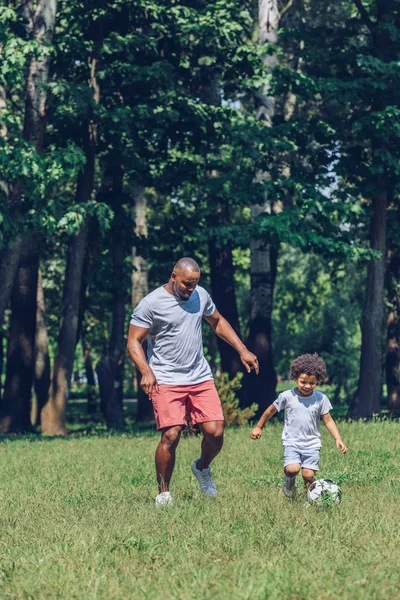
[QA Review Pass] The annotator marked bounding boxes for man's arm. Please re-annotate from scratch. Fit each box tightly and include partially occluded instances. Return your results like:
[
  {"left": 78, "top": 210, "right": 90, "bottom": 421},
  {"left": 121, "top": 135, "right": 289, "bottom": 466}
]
[
  {"left": 321, "top": 412, "right": 348, "bottom": 453},
  {"left": 204, "top": 309, "right": 259, "bottom": 374},
  {"left": 127, "top": 324, "right": 158, "bottom": 397}
]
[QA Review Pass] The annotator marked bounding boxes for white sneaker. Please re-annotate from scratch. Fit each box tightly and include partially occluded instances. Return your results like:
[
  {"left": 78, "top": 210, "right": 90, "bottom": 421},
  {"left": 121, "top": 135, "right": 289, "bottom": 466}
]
[
  {"left": 283, "top": 476, "right": 296, "bottom": 498},
  {"left": 155, "top": 491, "right": 173, "bottom": 506},
  {"left": 191, "top": 459, "right": 218, "bottom": 496}
]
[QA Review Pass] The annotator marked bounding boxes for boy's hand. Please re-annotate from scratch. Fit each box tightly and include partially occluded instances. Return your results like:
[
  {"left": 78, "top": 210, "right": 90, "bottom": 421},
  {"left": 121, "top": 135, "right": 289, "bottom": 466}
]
[
  {"left": 336, "top": 439, "right": 348, "bottom": 453},
  {"left": 250, "top": 426, "right": 263, "bottom": 439}
]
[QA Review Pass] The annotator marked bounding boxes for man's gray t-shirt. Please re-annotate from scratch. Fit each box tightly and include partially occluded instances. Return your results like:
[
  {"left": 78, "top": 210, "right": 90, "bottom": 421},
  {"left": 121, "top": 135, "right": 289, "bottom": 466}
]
[
  {"left": 273, "top": 389, "right": 332, "bottom": 449},
  {"left": 130, "top": 285, "right": 216, "bottom": 385}
]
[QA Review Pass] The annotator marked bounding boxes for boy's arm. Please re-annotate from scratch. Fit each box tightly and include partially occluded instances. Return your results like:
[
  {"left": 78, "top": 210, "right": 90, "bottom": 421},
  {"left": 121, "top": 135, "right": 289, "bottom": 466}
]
[
  {"left": 321, "top": 412, "right": 348, "bottom": 453},
  {"left": 250, "top": 404, "right": 278, "bottom": 439}
]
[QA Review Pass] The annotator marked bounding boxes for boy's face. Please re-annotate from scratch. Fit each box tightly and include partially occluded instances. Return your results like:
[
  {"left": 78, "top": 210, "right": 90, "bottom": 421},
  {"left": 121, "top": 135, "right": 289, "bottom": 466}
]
[{"left": 295, "top": 373, "right": 318, "bottom": 396}]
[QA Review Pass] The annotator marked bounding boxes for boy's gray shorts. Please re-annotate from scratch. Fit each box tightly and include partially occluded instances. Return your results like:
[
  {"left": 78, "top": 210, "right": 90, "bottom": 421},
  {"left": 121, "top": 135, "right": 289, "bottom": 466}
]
[{"left": 283, "top": 446, "right": 320, "bottom": 471}]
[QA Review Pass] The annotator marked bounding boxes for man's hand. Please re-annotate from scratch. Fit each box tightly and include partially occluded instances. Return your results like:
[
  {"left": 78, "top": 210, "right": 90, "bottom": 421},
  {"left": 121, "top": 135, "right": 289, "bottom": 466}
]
[
  {"left": 140, "top": 368, "right": 159, "bottom": 399},
  {"left": 336, "top": 439, "right": 348, "bottom": 454},
  {"left": 240, "top": 349, "right": 259, "bottom": 374},
  {"left": 250, "top": 426, "right": 263, "bottom": 439}
]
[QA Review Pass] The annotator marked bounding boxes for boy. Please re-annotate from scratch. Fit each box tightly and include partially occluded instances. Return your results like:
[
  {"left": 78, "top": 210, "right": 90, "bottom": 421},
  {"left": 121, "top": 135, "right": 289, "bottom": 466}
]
[{"left": 250, "top": 353, "right": 348, "bottom": 498}]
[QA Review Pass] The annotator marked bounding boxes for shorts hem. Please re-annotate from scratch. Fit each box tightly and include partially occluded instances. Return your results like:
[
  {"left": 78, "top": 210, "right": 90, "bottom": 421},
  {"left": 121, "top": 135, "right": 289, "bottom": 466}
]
[
  {"left": 301, "top": 464, "right": 319, "bottom": 471},
  {"left": 156, "top": 421, "right": 186, "bottom": 431},
  {"left": 191, "top": 417, "right": 224, "bottom": 426}
]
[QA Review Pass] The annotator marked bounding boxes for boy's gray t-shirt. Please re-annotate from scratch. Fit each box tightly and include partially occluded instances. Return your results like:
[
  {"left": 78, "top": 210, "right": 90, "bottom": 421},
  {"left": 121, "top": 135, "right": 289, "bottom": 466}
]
[
  {"left": 273, "top": 389, "right": 332, "bottom": 449},
  {"left": 130, "top": 285, "right": 216, "bottom": 385}
]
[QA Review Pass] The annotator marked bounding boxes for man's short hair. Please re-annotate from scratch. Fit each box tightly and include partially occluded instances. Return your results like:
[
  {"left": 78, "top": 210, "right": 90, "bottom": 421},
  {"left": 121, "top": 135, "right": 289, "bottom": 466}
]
[{"left": 174, "top": 257, "right": 200, "bottom": 273}]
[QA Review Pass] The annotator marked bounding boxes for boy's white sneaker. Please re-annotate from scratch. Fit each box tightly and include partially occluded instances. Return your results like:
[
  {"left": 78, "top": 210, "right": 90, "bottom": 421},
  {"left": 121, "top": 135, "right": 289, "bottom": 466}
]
[
  {"left": 191, "top": 459, "right": 218, "bottom": 496},
  {"left": 283, "top": 476, "right": 296, "bottom": 498},
  {"left": 155, "top": 491, "right": 173, "bottom": 506}
]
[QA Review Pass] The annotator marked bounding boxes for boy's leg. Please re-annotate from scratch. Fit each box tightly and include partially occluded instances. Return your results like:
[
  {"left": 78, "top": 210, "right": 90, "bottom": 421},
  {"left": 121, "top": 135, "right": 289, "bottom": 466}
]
[
  {"left": 283, "top": 447, "right": 301, "bottom": 497},
  {"left": 300, "top": 449, "right": 319, "bottom": 488},
  {"left": 301, "top": 468, "right": 316, "bottom": 488}
]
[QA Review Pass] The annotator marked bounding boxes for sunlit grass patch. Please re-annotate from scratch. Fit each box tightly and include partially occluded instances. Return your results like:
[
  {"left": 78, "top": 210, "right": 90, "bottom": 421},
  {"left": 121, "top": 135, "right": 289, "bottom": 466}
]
[{"left": 0, "top": 421, "right": 398, "bottom": 598}]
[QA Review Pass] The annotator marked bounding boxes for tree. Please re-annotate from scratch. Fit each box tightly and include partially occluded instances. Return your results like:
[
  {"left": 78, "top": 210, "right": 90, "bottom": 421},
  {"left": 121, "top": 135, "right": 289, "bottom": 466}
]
[{"left": 0, "top": 0, "right": 58, "bottom": 432}]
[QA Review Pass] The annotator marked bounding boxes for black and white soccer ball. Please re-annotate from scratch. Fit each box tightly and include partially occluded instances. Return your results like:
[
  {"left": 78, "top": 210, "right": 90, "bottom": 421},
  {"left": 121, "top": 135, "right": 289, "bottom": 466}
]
[{"left": 307, "top": 479, "right": 342, "bottom": 505}]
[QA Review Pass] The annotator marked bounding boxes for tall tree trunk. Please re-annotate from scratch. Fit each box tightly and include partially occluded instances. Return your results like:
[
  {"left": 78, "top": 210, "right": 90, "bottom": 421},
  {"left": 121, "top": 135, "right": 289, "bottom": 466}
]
[
  {"left": 0, "top": 0, "right": 57, "bottom": 328},
  {"left": 201, "top": 72, "right": 243, "bottom": 380},
  {"left": 0, "top": 239, "right": 39, "bottom": 432},
  {"left": 244, "top": 0, "right": 280, "bottom": 411},
  {"left": 0, "top": 0, "right": 57, "bottom": 427},
  {"left": 83, "top": 343, "right": 97, "bottom": 414},
  {"left": 97, "top": 168, "right": 126, "bottom": 430},
  {"left": 41, "top": 218, "right": 90, "bottom": 434},
  {"left": 32, "top": 269, "right": 51, "bottom": 426},
  {"left": 0, "top": 241, "right": 24, "bottom": 331},
  {"left": 386, "top": 241, "right": 400, "bottom": 410},
  {"left": 208, "top": 234, "right": 242, "bottom": 378},
  {"left": 41, "top": 21, "right": 102, "bottom": 433},
  {"left": 352, "top": 191, "right": 387, "bottom": 417},
  {"left": 131, "top": 183, "right": 153, "bottom": 421}
]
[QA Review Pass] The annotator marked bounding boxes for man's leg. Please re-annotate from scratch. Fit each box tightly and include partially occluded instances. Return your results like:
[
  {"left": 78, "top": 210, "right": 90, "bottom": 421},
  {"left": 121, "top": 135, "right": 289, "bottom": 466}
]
[
  {"left": 155, "top": 425, "right": 184, "bottom": 492},
  {"left": 197, "top": 420, "right": 224, "bottom": 470},
  {"left": 191, "top": 421, "right": 224, "bottom": 496}
]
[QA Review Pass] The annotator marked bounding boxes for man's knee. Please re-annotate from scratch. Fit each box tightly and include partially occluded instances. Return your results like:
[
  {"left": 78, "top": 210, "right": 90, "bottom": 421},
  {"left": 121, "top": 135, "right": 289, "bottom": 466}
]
[
  {"left": 285, "top": 463, "right": 301, "bottom": 477},
  {"left": 160, "top": 426, "right": 182, "bottom": 449},
  {"left": 201, "top": 421, "right": 224, "bottom": 444}
]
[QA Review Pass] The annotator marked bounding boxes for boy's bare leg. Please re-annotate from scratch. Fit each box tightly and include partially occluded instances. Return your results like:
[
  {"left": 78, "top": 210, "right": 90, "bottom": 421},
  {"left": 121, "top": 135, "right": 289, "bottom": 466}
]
[
  {"left": 283, "top": 463, "right": 300, "bottom": 497},
  {"left": 302, "top": 468, "right": 316, "bottom": 488},
  {"left": 155, "top": 425, "right": 184, "bottom": 492}
]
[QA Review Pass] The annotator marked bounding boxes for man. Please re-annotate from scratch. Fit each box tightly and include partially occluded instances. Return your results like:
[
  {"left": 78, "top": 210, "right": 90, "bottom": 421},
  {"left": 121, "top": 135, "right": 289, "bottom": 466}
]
[{"left": 127, "top": 257, "right": 258, "bottom": 505}]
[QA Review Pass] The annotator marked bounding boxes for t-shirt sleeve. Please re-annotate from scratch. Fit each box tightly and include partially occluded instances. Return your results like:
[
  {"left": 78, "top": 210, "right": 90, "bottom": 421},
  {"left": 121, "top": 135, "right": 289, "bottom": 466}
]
[
  {"left": 203, "top": 292, "right": 216, "bottom": 317},
  {"left": 130, "top": 299, "right": 153, "bottom": 328},
  {"left": 320, "top": 394, "right": 333, "bottom": 415},
  {"left": 273, "top": 393, "right": 286, "bottom": 412}
]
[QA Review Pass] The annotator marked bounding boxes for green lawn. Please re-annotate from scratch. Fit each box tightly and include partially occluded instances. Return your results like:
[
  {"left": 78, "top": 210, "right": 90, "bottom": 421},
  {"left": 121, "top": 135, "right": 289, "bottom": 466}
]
[{"left": 0, "top": 421, "right": 399, "bottom": 599}]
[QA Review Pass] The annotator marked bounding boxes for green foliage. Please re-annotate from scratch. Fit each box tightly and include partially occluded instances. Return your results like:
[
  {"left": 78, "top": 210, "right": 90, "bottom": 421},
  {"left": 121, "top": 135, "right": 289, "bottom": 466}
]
[{"left": 214, "top": 372, "right": 258, "bottom": 426}]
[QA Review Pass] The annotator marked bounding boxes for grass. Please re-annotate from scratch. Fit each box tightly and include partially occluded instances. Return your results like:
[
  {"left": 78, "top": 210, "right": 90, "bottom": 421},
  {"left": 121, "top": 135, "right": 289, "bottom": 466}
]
[{"left": 0, "top": 421, "right": 399, "bottom": 599}]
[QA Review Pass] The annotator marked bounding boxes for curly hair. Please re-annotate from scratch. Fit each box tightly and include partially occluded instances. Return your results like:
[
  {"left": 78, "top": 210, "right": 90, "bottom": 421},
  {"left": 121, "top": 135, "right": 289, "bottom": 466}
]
[{"left": 290, "top": 353, "right": 327, "bottom": 382}]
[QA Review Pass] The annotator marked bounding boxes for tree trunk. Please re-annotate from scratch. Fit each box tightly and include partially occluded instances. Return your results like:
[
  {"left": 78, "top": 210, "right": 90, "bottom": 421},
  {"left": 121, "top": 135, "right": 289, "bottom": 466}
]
[
  {"left": 32, "top": 269, "right": 51, "bottom": 426},
  {"left": 244, "top": 0, "right": 280, "bottom": 411},
  {"left": 0, "top": 239, "right": 39, "bottom": 432},
  {"left": 386, "top": 242, "right": 400, "bottom": 410},
  {"left": 97, "top": 168, "right": 126, "bottom": 430},
  {"left": 200, "top": 71, "right": 243, "bottom": 380},
  {"left": 83, "top": 343, "right": 97, "bottom": 414},
  {"left": 245, "top": 223, "right": 278, "bottom": 412},
  {"left": 352, "top": 190, "right": 388, "bottom": 417},
  {"left": 41, "top": 218, "right": 90, "bottom": 434},
  {"left": 131, "top": 183, "right": 153, "bottom": 421},
  {"left": 208, "top": 235, "right": 242, "bottom": 378},
  {"left": 0, "top": 240, "right": 24, "bottom": 331},
  {"left": 0, "top": 0, "right": 58, "bottom": 416},
  {"left": 41, "top": 27, "right": 102, "bottom": 433}
]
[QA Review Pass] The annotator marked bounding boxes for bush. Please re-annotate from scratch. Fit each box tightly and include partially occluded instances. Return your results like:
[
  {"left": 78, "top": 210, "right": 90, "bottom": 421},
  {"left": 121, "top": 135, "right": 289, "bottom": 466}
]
[{"left": 215, "top": 372, "right": 258, "bottom": 426}]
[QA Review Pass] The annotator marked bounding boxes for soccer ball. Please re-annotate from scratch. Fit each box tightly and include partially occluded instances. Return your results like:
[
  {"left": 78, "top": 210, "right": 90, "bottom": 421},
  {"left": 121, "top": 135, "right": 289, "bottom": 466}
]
[{"left": 307, "top": 479, "right": 342, "bottom": 505}]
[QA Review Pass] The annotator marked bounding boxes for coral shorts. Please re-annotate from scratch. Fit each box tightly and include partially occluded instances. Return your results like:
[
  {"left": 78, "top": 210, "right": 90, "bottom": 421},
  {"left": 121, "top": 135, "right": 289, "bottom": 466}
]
[{"left": 151, "top": 380, "right": 224, "bottom": 430}]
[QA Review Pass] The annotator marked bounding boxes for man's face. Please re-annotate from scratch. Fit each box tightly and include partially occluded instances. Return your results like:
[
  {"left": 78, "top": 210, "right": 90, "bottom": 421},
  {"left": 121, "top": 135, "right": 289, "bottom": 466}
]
[
  {"left": 171, "top": 269, "right": 200, "bottom": 300},
  {"left": 294, "top": 373, "right": 318, "bottom": 397}
]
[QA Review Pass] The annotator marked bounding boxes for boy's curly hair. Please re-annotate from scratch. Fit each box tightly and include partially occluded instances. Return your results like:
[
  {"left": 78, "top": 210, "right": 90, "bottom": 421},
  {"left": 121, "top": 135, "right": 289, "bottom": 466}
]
[{"left": 290, "top": 353, "right": 327, "bottom": 382}]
